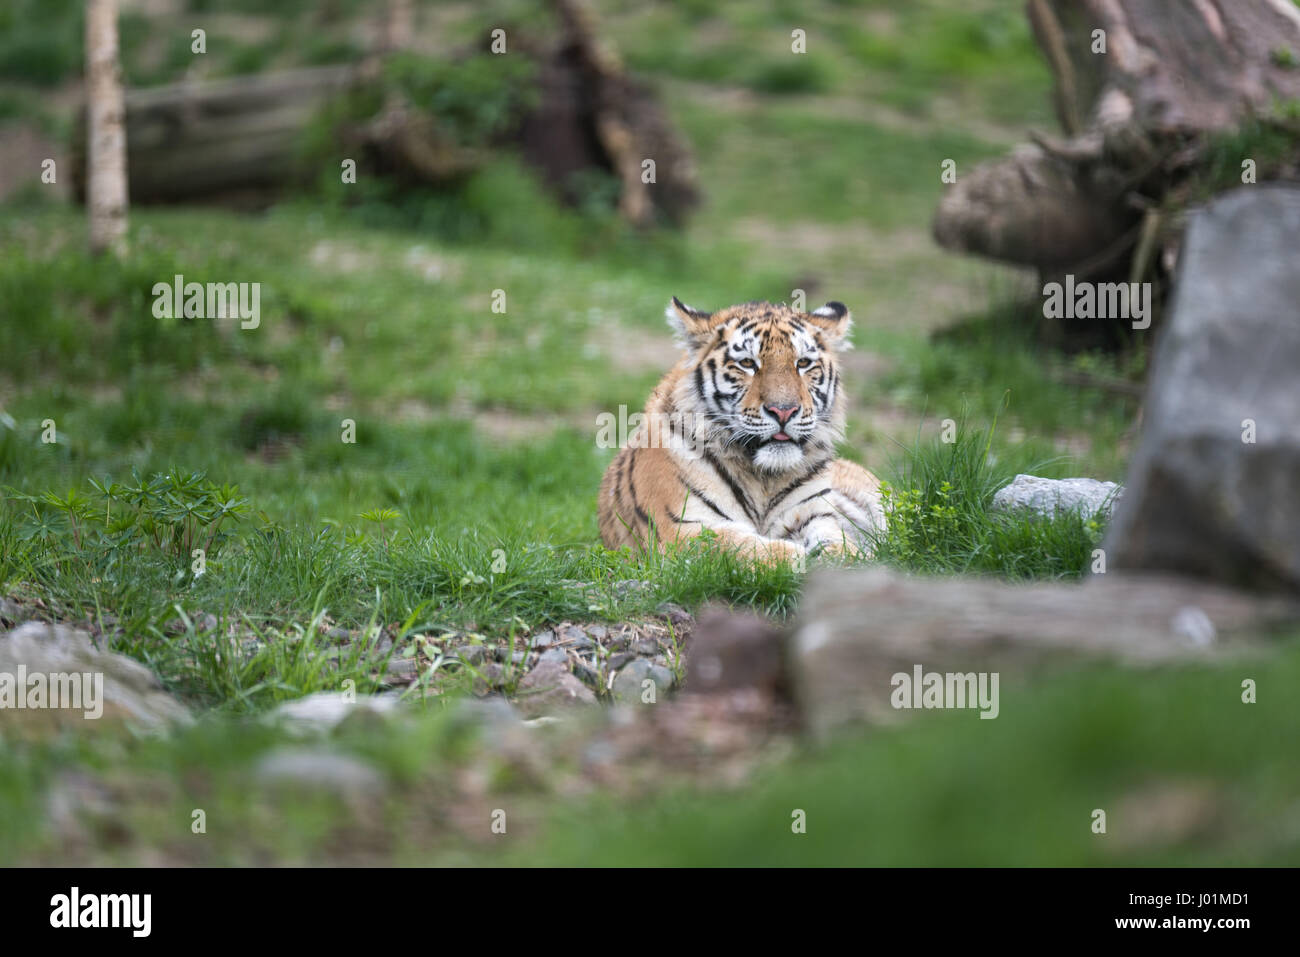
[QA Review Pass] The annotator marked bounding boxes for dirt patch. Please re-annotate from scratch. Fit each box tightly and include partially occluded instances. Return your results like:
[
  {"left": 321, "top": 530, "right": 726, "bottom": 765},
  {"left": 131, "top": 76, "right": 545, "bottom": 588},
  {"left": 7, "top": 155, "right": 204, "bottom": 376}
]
[
  {"left": 668, "top": 78, "right": 1025, "bottom": 148},
  {"left": 587, "top": 324, "right": 682, "bottom": 374},
  {"left": 732, "top": 217, "right": 935, "bottom": 261}
]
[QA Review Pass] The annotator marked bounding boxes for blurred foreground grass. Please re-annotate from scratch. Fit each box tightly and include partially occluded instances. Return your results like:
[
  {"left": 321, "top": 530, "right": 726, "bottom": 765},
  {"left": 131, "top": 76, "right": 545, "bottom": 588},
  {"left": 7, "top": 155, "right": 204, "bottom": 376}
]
[{"left": 4, "top": 629, "right": 1294, "bottom": 865}]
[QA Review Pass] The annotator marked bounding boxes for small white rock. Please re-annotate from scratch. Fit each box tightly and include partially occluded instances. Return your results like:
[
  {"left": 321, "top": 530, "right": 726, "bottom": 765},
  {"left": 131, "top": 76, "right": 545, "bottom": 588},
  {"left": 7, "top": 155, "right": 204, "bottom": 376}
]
[{"left": 991, "top": 474, "right": 1122, "bottom": 519}]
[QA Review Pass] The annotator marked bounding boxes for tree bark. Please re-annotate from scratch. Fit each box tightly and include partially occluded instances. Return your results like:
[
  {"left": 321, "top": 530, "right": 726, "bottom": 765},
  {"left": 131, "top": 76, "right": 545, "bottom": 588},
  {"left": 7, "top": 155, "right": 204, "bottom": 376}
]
[
  {"left": 379, "top": 0, "right": 414, "bottom": 55},
  {"left": 74, "top": 66, "right": 355, "bottom": 205},
  {"left": 85, "top": 0, "right": 128, "bottom": 256}
]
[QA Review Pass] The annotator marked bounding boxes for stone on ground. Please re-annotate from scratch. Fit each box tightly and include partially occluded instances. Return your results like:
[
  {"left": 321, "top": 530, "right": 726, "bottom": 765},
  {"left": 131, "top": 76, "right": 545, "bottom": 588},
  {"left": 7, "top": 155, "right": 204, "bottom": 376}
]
[
  {"left": 1104, "top": 186, "right": 1300, "bottom": 592},
  {"left": 992, "top": 474, "right": 1120, "bottom": 518},
  {"left": 270, "top": 690, "right": 402, "bottom": 735},
  {"left": 789, "top": 567, "right": 1298, "bottom": 737},
  {"left": 0, "top": 622, "right": 190, "bottom": 732},
  {"left": 513, "top": 657, "right": 596, "bottom": 718}
]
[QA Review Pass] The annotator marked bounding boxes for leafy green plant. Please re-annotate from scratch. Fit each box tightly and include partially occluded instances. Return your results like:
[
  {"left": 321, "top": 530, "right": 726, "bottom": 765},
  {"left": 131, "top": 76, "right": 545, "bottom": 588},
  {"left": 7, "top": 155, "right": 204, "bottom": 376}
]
[
  {"left": 871, "top": 415, "right": 1100, "bottom": 580},
  {"left": 7, "top": 469, "right": 250, "bottom": 563},
  {"left": 383, "top": 52, "right": 538, "bottom": 147},
  {"left": 360, "top": 507, "right": 402, "bottom": 556}
]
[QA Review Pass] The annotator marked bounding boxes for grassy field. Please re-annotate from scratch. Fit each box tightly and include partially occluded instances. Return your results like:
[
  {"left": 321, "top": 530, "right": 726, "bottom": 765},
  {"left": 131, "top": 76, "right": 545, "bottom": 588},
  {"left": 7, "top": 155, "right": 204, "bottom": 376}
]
[{"left": 1, "top": 0, "right": 1276, "bottom": 867}]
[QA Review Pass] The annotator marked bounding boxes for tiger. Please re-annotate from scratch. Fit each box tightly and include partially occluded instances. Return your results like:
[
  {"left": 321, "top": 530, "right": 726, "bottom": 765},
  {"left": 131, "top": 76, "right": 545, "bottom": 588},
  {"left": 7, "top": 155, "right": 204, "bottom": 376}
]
[{"left": 598, "top": 297, "right": 885, "bottom": 563}]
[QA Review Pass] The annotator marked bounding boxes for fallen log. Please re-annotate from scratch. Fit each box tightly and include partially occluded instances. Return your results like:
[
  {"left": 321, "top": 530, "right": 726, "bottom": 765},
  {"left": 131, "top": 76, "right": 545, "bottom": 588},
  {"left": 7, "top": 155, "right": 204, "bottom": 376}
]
[
  {"left": 72, "top": 66, "right": 355, "bottom": 205},
  {"left": 934, "top": 0, "right": 1300, "bottom": 288},
  {"left": 72, "top": 0, "right": 699, "bottom": 224}
]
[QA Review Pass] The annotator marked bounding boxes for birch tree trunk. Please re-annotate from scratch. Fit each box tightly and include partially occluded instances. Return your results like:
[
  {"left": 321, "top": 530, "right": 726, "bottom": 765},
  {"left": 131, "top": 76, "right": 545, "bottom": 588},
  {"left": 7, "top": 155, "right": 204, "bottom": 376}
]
[
  {"left": 85, "top": 0, "right": 128, "bottom": 257},
  {"left": 379, "top": 0, "right": 414, "bottom": 55}
]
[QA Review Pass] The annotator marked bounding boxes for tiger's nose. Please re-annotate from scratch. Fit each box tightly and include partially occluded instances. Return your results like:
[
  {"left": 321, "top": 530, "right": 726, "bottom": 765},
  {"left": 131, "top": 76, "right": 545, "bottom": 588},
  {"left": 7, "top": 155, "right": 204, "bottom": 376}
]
[{"left": 766, "top": 404, "right": 799, "bottom": 424}]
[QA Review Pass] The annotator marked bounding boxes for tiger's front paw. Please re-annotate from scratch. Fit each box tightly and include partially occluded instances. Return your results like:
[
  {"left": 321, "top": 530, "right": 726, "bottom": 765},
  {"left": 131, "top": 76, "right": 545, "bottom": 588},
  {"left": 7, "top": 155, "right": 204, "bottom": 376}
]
[
  {"left": 755, "top": 538, "right": 807, "bottom": 566},
  {"left": 810, "top": 539, "right": 874, "bottom": 561},
  {"left": 804, "top": 528, "right": 875, "bottom": 561}
]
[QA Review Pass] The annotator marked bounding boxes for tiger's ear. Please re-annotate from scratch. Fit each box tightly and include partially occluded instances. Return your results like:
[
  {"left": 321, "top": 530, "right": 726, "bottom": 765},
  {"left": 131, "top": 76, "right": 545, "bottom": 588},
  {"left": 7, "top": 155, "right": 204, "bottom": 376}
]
[
  {"left": 665, "top": 296, "right": 715, "bottom": 351},
  {"left": 807, "top": 301, "right": 852, "bottom": 348}
]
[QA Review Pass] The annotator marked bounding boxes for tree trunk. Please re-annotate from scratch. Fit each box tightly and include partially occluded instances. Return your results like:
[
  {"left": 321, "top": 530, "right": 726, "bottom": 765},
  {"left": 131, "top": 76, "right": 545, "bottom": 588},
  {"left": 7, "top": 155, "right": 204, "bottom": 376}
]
[
  {"left": 85, "top": 0, "right": 128, "bottom": 256},
  {"left": 933, "top": 0, "right": 1300, "bottom": 276},
  {"left": 379, "top": 0, "right": 414, "bottom": 55}
]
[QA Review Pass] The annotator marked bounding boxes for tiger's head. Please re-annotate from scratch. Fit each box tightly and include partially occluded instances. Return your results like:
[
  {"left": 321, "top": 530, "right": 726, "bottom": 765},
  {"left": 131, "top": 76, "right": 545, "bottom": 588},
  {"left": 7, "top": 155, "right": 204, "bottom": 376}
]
[{"left": 666, "top": 297, "right": 851, "bottom": 473}]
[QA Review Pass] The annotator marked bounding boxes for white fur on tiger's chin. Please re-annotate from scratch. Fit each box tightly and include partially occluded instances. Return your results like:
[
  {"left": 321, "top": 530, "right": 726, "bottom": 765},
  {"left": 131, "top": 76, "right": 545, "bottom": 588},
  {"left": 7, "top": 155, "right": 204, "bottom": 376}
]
[{"left": 753, "top": 441, "right": 805, "bottom": 472}]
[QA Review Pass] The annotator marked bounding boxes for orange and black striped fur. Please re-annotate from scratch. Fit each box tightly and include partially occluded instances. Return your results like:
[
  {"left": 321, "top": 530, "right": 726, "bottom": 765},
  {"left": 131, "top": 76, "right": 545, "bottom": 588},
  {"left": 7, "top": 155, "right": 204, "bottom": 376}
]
[{"left": 598, "top": 297, "right": 885, "bottom": 563}]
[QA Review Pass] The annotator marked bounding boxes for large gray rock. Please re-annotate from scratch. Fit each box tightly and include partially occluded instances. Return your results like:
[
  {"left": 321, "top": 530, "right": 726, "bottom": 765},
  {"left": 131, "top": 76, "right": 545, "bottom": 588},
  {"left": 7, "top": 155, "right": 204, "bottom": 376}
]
[
  {"left": 790, "top": 567, "right": 1299, "bottom": 738},
  {"left": 0, "top": 622, "right": 190, "bottom": 731},
  {"left": 1105, "top": 186, "right": 1300, "bottom": 592},
  {"left": 992, "top": 474, "right": 1120, "bottom": 518}
]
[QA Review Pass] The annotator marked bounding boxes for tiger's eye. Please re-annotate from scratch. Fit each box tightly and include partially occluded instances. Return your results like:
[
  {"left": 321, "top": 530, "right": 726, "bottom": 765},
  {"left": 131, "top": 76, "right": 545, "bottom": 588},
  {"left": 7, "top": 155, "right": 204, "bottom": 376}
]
[
  {"left": 797, "top": 358, "right": 813, "bottom": 369},
  {"left": 738, "top": 358, "right": 757, "bottom": 370}
]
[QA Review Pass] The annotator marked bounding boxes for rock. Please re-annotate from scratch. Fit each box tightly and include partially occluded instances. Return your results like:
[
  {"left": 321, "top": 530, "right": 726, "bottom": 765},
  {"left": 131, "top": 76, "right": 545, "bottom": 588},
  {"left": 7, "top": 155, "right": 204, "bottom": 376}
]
[
  {"left": 991, "top": 474, "right": 1120, "bottom": 518},
  {"left": 656, "top": 602, "right": 692, "bottom": 628},
  {"left": 684, "top": 608, "right": 788, "bottom": 696},
  {"left": 570, "top": 656, "right": 601, "bottom": 689},
  {"left": 522, "top": 715, "right": 564, "bottom": 729},
  {"left": 449, "top": 695, "right": 522, "bottom": 734},
  {"left": 536, "top": 648, "right": 569, "bottom": 667},
  {"left": 325, "top": 626, "right": 351, "bottom": 641},
  {"left": 630, "top": 637, "right": 659, "bottom": 656},
  {"left": 196, "top": 612, "right": 219, "bottom": 633},
  {"left": 253, "top": 748, "right": 384, "bottom": 797},
  {"left": 385, "top": 656, "right": 418, "bottom": 678},
  {"left": 613, "top": 579, "right": 651, "bottom": 598},
  {"left": 269, "top": 691, "right": 401, "bottom": 735},
  {"left": 513, "top": 657, "right": 596, "bottom": 717},
  {"left": 1105, "top": 186, "right": 1300, "bottom": 592},
  {"left": 45, "top": 771, "right": 120, "bottom": 843},
  {"left": 586, "top": 624, "right": 608, "bottom": 641},
  {"left": 0, "top": 597, "right": 25, "bottom": 625},
  {"left": 0, "top": 622, "right": 190, "bottom": 732},
  {"left": 607, "top": 651, "right": 635, "bottom": 671},
  {"left": 612, "top": 658, "right": 675, "bottom": 703},
  {"left": 558, "top": 625, "right": 594, "bottom": 650},
  {"left": 790, "top": 567, "right": 1300, "bottom": 737},
  {"left": 531, "top": 629, "right": 556, "bottom": 649},
  {"left": 454, "top": 644, "right": 487, "bottom": 665},
  {"left": 473, "top": 662, "right": 505, "bottom": 693}
]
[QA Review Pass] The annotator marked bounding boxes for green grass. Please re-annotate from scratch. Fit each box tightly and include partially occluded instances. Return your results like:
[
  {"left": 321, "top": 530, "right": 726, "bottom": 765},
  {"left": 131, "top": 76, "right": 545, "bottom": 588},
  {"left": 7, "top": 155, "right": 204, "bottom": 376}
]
[
  {"left": 872, "top": 416, "right": 1104, "bottom": 579},
  {"left": 0, "top": 180, "right": 1114, "bottom": 685}
]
